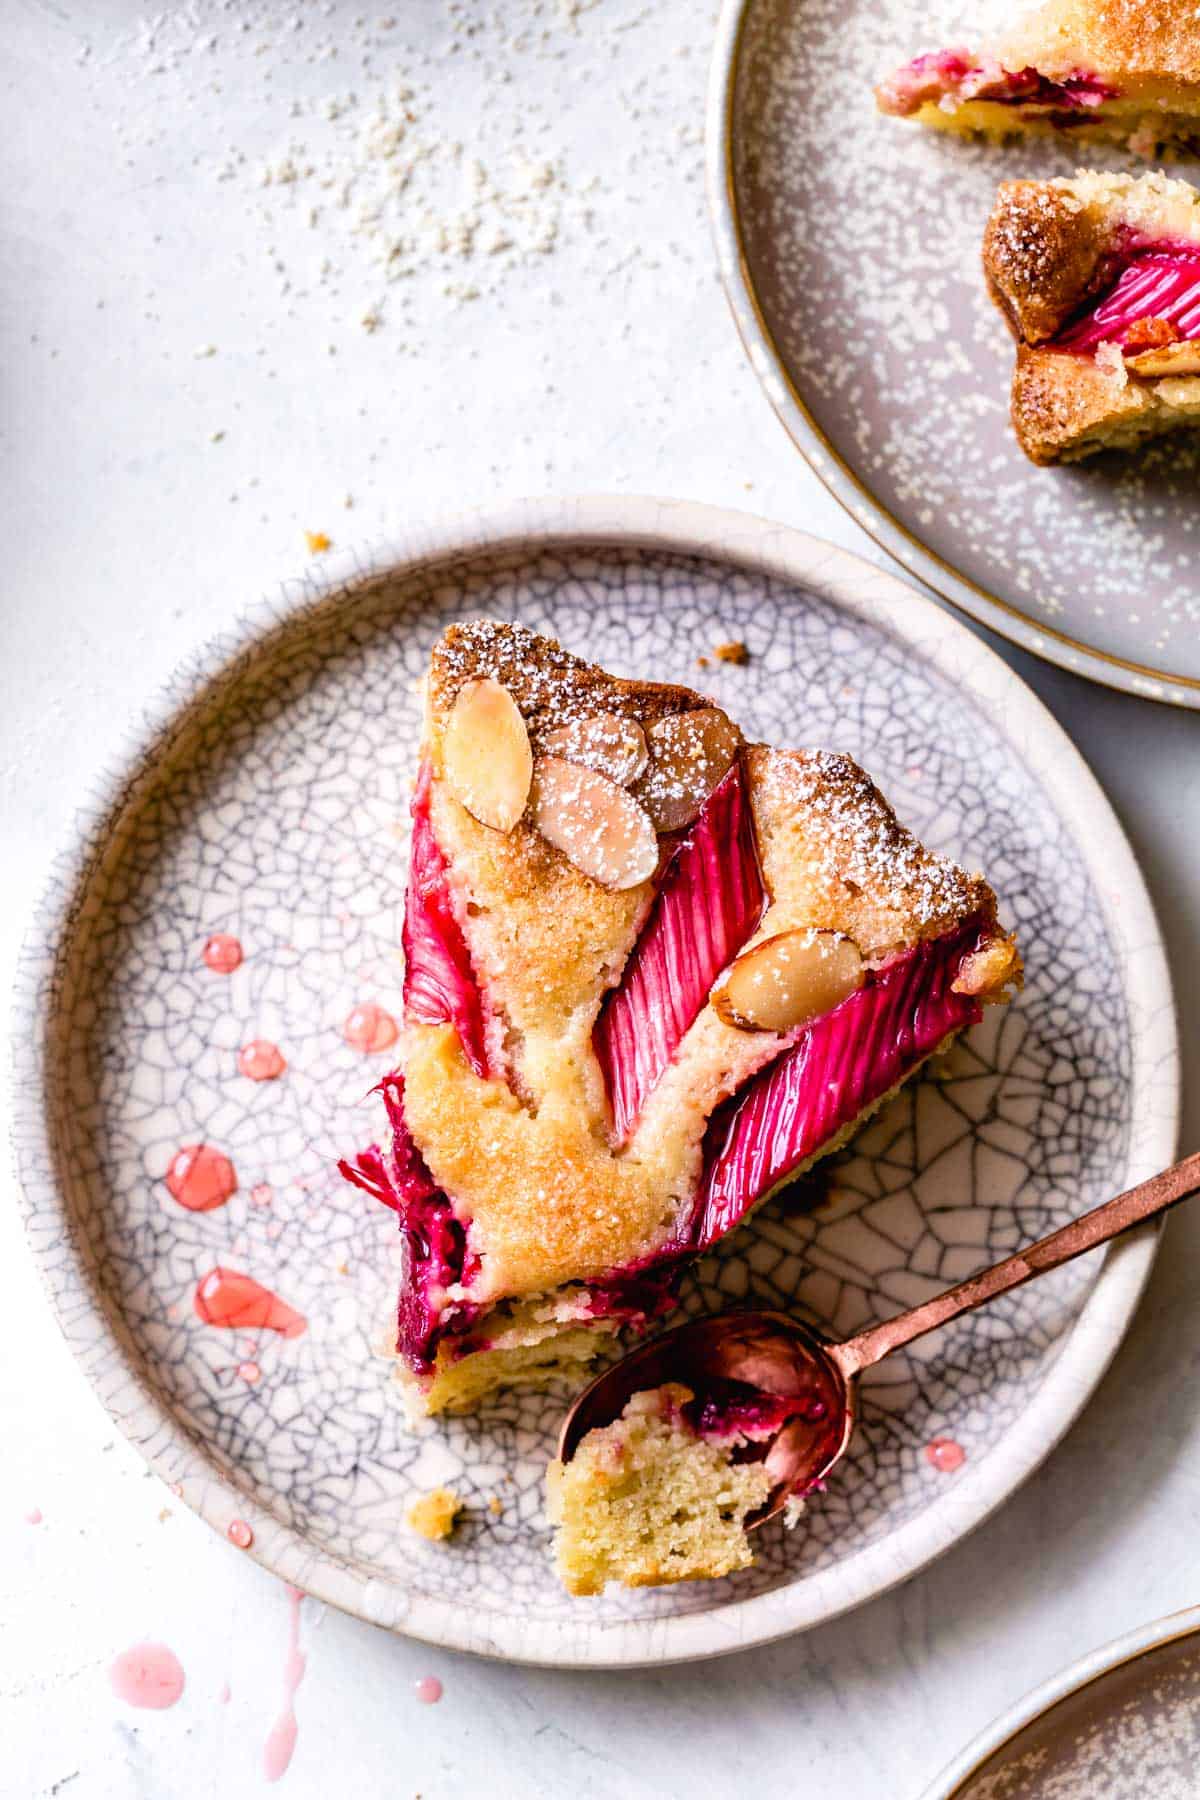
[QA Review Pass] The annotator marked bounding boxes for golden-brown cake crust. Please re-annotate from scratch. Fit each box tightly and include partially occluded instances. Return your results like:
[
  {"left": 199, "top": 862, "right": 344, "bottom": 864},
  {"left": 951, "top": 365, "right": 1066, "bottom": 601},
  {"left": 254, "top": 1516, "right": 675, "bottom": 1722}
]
[
  {"left": 1001, "top": 0, "right": 1200, "bottom": 89},
  {"left": 983, "top": 171, "right": 1200, "bottom": 462}
]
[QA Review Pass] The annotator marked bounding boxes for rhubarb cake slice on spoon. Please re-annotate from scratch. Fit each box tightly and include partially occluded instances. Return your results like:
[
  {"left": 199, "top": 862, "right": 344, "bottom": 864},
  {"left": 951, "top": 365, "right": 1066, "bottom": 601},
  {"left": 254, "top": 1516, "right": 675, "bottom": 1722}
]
[
  {"left": 876, "top": 0, "right": 1200, "bottom": 153},
  {"left": 339, "top": 622, "right": 1020, "bottom": 1417}
]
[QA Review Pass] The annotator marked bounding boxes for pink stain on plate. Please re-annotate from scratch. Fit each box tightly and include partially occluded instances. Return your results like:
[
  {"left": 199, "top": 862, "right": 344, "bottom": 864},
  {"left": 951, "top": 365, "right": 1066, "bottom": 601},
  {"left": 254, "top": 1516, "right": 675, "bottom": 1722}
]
[
  {"left": 415, "top": 1676, "right": 443, "bottom": 1704},
  {"left": 925, "top": 1437, "right": 966, "bottom": 1473},
  {"left": 110, "top": 1642, "right": 186, "bottom": 1711},
  {"left": 238, "top": 1040, "right": 287, "bottom": 1082},
  {"left": 194, "top": 1268, "right": 307, "bottom": 1339},
  {"left": 166, "top": 1144, "right": 237, "bottom": 1213},
  {"left": 237, "top": 1360, "right": 262, "bottom": 1385},
  {"left": 25, "top": 1507, "right": 43, "bottom": 1526},
  {"left": 218, "top": 1680, "right": 232, "bottom": 1705},
  {"left": 202, "top": 934, "right": 244, "bottom": 974},
  {"left": 227, "top": 1519, "right": 254, "bottom": 1550},
  {"left": 250, "top": 1183, "right": 273, "bottom": 1209},
  {"left": 342, "top": 1001, "right": 398, "bottom": 1054},
  {"left": 263, "top": 1587, "right": 307, "bottom": 1784}
]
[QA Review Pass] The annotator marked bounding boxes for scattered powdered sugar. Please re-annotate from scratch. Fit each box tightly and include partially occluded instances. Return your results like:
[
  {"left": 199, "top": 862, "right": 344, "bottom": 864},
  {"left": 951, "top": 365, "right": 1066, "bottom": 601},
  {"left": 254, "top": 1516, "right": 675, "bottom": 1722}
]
[
  {"left": 732, "top": 0, "right": 1200, "bottom": 681},
  {"left": 84, "top": 0, "right": 703, "bottom": 349}
]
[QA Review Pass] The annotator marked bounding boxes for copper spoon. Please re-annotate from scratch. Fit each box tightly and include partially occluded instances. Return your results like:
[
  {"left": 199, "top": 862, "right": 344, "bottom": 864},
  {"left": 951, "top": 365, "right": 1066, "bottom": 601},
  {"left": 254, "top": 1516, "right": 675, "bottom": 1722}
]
[{"left": 558, "top": 1150, "right": 1200, "bottom": 1527}]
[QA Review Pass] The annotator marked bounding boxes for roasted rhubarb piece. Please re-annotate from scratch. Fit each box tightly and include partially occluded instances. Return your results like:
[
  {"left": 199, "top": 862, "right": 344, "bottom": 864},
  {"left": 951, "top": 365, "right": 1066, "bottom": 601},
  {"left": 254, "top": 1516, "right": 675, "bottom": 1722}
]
[
  {"left": 877, "top": 0, "right": 1200, "bottom": 153},
  {"left": 983, "top": 170, "right": 1200, "bottom": 463},
  {"left": 339, "top": 622, "right": 1020, "bottom": 1417}
]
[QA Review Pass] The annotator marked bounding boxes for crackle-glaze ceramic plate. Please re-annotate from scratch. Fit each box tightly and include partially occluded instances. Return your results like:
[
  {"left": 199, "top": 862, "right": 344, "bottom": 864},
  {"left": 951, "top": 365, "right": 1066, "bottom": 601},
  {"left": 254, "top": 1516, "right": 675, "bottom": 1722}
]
[
  {"left": 924, "top": 1605, "right": 1200, "bottom": 1798},
  {"left": 12, "top": 498, "right": 1177, "bottom": 1667},
  {"left": 708, "top": 0, "right": 1200, "bottom": 706}
]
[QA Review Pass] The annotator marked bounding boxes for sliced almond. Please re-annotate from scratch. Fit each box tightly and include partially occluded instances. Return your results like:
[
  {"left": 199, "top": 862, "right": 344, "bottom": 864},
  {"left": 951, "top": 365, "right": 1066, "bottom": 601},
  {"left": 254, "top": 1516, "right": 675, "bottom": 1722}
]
[
  {"left": 442, "top": 677, "right": 533, "bottom": 833},
  {"left": 712, "top": 929, "right": 863, "bottom": 1033},
  {"left": 633, "top": 708, "right": 740, "bottom": 831},
  {"left": 530, "top": 755, "right": 659, "bottom": 890},
  {"left": 1124, "top": 339, "right": 1200, "bottom": 378},
  {"left": 541, "top": 713, "right": 649, "bottom": 787}
]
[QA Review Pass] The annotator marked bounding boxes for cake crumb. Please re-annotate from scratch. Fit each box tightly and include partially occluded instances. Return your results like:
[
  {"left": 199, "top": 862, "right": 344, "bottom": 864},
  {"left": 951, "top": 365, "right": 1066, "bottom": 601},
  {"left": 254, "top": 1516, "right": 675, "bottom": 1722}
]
[
  {"left": 487, "top": 1495, "right": 503, "bottom": 1516},
  {"left": 713, "top": 640, "right": 749, "bottom": 665},
  {"left": 407, "top": 1487, "right": 462, "bottom": 1541},
  {"left": 305, "top": 530, "right": 332, "bottom": 554}
]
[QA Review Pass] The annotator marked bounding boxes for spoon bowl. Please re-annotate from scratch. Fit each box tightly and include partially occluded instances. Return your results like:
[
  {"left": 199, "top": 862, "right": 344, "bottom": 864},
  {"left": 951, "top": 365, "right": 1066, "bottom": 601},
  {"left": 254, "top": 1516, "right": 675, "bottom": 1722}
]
[
  {"left": 557, "top": 1311, "right": 857, "bottom": 1527},
  {"left": 558, "top": 1150, "right": 1200, "bottom": 1529}
]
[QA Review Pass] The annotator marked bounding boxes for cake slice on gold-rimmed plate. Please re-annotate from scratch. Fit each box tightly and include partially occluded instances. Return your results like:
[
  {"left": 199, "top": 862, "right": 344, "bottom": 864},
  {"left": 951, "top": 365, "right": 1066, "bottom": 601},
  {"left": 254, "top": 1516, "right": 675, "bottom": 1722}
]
[
  {"left": 877, "top": 0, "right": 1200, "bottom": 154},
  {"left": 340, "top": 621, "right": 1020, "bottom": 1418},
  {"left": 984, "top": 168, "right": 1200, "bottom": 462}
]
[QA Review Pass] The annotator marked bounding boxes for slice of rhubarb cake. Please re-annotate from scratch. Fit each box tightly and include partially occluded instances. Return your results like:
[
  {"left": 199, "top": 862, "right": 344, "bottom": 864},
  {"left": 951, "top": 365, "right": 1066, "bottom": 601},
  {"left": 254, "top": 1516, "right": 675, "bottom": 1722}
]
[
  {"left": 877, "top": 0, "right": 1200, "bottom": 155},
  {"left": 339, "top": 622, "right": 1020, "bottom": 1417},
  {"left": 984, "top": 169, "right": 1200, "bottom": 461}
]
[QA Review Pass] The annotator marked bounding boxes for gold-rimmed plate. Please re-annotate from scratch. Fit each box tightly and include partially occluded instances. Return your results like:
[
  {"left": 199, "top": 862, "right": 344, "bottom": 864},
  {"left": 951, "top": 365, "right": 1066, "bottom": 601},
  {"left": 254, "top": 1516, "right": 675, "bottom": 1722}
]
[
  {"left": 923, "top": 1605, "right": 1200, "bottom": 1797},
  {"left": 707, "top": 0, "right": 1200, "bottom": 707}
]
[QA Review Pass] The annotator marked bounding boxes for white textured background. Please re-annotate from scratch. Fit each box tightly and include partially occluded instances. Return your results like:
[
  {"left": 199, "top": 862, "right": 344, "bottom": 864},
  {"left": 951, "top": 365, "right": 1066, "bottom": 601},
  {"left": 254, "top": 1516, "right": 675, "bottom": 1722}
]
[{"left": 3, "top": 2, "right": 1199, "bottom": 1796}]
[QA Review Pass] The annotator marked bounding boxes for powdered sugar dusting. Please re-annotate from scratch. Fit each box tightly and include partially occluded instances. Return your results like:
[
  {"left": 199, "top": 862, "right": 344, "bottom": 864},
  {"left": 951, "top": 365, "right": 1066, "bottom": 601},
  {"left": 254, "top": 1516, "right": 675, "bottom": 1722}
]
[{"left": 731, "top": 0, "right": 1200, "bottom": 684}]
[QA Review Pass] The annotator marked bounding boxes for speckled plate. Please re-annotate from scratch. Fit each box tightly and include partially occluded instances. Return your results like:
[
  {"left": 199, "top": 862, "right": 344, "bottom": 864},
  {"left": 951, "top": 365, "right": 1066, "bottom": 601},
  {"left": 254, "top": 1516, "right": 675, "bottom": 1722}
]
[
  {"left": 11, "top": 498, "right": 1178, "bottom": 1667},
  {"left": 707, "top": 0, "right": 1200, "bottom": 706},
  {"left": 924, "top": 1604, "right": 1200, "bottom": 1798}
]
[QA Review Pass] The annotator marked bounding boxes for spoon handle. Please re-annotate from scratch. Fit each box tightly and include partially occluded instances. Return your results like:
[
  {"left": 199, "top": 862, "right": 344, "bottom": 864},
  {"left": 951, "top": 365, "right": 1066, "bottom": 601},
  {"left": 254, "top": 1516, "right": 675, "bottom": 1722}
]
[{"left": 835, "top": 1149, "right": 1200, "bottom": 1379}]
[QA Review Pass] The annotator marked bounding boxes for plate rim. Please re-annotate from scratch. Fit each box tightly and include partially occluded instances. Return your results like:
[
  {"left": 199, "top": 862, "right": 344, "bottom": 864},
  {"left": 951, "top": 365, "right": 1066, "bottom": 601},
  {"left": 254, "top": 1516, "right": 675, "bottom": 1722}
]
[
  {"left": 9, "top": 494, "right": 1179, "bottom": 1668},
  {"left": 704, "top": 0, "right": 1200, "bottom": 711},
  {"left": 919, "top": 1602, "right": 1200, "bottom": 1798}
]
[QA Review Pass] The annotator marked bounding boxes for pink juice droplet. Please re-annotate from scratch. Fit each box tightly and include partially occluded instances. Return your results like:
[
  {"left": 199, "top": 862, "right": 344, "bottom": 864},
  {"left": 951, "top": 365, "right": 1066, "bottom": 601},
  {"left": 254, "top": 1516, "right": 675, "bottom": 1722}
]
[
  {"left": 109, "top": 1642, "right": 186, "bottom": 1711},
  {"left": 166, "top": 1145, "right": 237, "bottom": 1213},
  {"left": 218, "top": 1680, "right": 232, "bottom": 1705},
  {"left": 237, "top": 1039, "right": 287, "bottom": 1082},
  {"left": 925, "top": 1437, "right": 966, "bottom": 1473},
  {"left": 263, "top": 1587, "right": 307, "bottom": 1784},
  {"left": 250, "top": 1183, "right": 273, "bottom": 1208},
  {"left": 415, "top": 1675, "right": 443, "bottom": 1705},
  {"left": 194, "top": 1269, "right": 307, "bottom": 1339},
  {"left": 237, "top": 1360, "right": 262, "bottom": 1385},
  {"left": 342, "top": 1001, "right": 398, "bottom": 1054},
  {"left": 227, "top": 1519, "right": 254, "bottom": 1550},
  {"left": 25, "top": 1507, "right": 43, "bottom": 1526},
  {"left": 203, "top": 934, "right": 244, "bottom": 974}
]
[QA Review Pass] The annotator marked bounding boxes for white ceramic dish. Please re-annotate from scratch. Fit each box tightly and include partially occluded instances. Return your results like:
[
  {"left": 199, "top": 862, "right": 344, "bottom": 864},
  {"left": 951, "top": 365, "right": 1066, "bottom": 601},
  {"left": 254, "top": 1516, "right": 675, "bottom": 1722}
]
[
  {"left": 707, "top": 0, "right": 1200, "bottom": 707},
  {"left": 923, "top": 1604, "right": 1200, "bottom": 1798},
  {"left": 11, "top": 497, "right": 1178, "bottom": 1666}
]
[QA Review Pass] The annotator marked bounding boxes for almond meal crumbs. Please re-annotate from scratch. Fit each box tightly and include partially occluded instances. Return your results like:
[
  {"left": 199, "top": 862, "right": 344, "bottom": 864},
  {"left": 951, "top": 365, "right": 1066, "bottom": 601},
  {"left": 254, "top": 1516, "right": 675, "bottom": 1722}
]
[{"left": 406, "top": 1487, "right": 462, "bottom": 1541}]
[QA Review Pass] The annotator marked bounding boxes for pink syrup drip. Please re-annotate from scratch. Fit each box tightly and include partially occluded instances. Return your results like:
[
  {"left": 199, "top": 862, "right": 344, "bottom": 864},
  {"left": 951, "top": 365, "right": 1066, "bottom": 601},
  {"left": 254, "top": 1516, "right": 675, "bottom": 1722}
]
[
  {"left": 227, "top": 1519, "right": 254, "bottom": 1549},
  {"left": 109, "top": 1642, "right": 186, "bottom": 1711},
  {"left": 415, "top": 1675, "right": 443, "bottom": 1704},
  {"left": 25, "top": 1507, "right": 43, "bottom": 1525},
  {"left": 194, "top": 1269, "right": 307, "bottom": 1339},
  {"left": 343, "top": 1002, "right": 399, "bottom": 1055},
  {"left": 594, "top": 761, "right": 764, "bottom": 1142},
  {"left": 238, "top": 1039, "right": 287, "bottom": 1082},
  {"left": 1054, "top": 251, "right": 1200, "bottom": 352},
  {"left": 925, "top": 1437, "right": 966, "bottom": 1473},
  {"left": 202, "top": 933, "right": 244, "bottom": 974},
  {"left": 263, "top": 1587, "right": 306, "bottom": 1784},
  {"left": 166, "top": 1144, "right": 237, "bottom": 1213}
]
